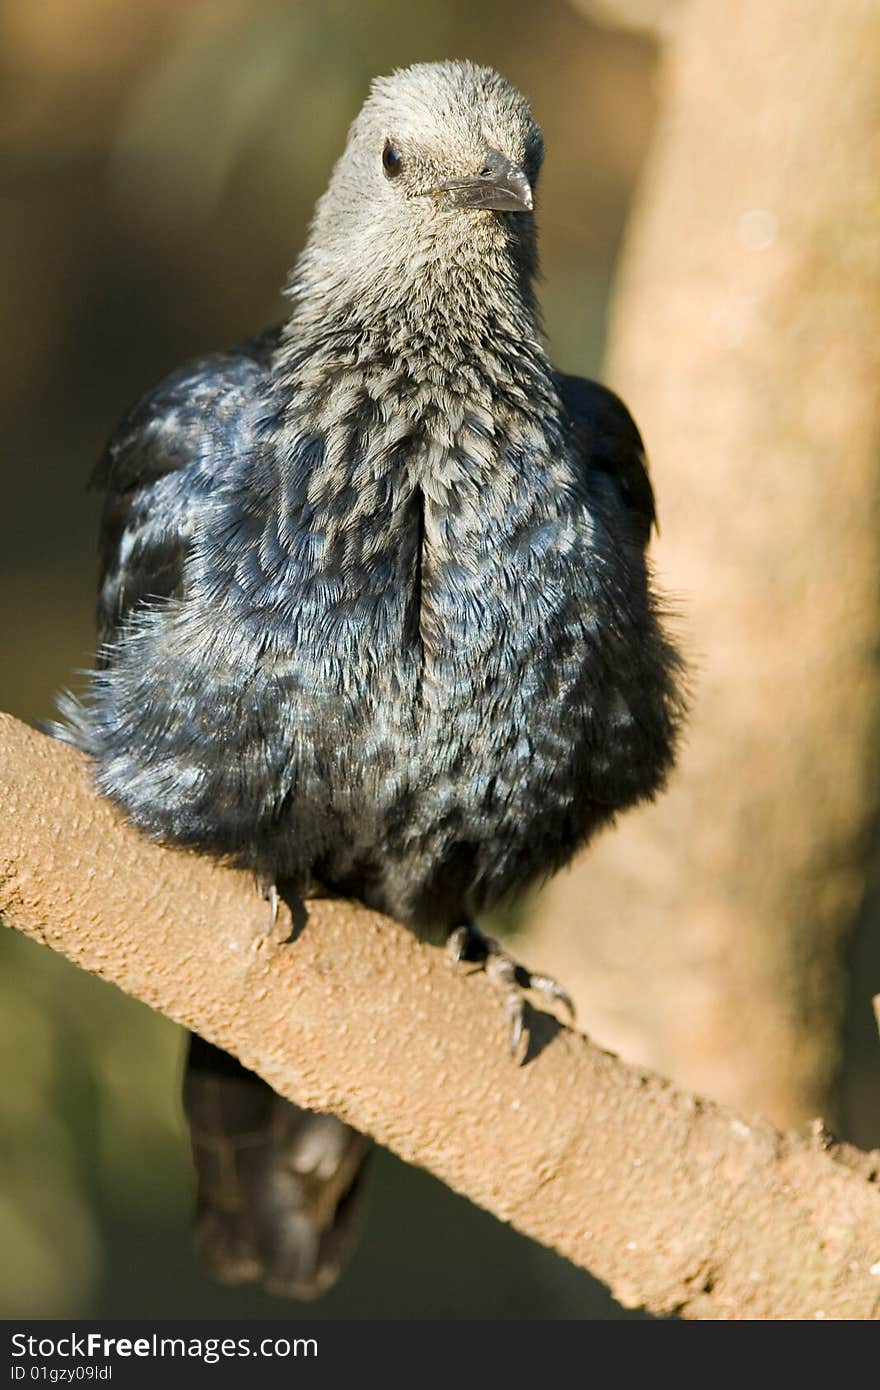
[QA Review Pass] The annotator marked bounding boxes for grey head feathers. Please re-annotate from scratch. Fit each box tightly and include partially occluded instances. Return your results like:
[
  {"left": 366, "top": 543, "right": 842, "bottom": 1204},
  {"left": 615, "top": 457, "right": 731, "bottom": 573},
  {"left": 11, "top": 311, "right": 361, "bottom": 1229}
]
[{"left": 285, "top": 61, "right": 543, "bottom": 339}]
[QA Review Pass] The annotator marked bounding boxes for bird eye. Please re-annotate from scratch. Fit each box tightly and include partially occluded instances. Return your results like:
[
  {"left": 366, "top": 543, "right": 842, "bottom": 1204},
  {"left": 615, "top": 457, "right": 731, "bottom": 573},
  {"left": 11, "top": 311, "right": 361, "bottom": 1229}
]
[{"left": 382, "top": 141, "right": 403, "bottom": 179}]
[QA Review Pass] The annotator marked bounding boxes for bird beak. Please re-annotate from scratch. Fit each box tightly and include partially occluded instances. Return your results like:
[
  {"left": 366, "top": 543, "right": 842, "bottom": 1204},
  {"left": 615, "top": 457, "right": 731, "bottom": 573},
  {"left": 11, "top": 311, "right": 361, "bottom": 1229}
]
[{"left": 435, "top": 149, "right": 533, "bottom": 213}]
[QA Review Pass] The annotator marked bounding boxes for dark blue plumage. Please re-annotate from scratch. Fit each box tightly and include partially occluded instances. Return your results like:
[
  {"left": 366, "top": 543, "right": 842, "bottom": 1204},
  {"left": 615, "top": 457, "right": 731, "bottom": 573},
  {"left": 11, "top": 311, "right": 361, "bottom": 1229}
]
[
  {"left": 61, "top": 60, "right": 684, "bottom": 1298},
  {"left": 75, "top": 309, "right": 678, "bottom": 933}
]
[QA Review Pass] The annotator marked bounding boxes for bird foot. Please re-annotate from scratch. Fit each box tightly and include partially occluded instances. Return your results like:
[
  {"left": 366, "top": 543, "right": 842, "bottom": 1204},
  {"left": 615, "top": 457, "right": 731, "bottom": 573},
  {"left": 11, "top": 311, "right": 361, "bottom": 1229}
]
[{"left": 445, "top": 920, "right": 575, "bottom": 1058}]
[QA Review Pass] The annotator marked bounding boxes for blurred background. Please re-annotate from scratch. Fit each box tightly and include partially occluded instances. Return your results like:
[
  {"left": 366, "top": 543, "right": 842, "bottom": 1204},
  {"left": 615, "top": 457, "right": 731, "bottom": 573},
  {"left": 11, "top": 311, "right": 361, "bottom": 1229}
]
[{"left": 1, "top": 0, "right": 878, "bottom": 1320}]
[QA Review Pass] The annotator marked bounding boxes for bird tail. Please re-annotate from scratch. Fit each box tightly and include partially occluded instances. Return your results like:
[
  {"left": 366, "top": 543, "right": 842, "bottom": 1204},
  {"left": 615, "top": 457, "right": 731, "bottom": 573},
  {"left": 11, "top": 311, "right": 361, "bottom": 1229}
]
[{"left": 182, "top": 1034, "right": 371, "bottom": 1300}]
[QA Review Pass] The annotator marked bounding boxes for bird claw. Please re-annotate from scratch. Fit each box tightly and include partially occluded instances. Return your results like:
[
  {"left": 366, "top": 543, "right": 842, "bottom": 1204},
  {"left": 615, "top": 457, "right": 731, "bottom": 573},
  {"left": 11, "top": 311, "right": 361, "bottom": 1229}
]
[
  {"left": 445, "top": 921, "right": 574, "bottom": 1058},
  {"left": 256, "top": 877, "right": 280, "bottom": 927}
]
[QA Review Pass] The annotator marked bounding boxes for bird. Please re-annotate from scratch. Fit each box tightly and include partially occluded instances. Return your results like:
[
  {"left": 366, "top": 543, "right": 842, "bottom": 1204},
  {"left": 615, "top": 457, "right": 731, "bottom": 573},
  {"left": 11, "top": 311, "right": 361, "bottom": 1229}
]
[{"left": 57, "top": 60, "right": 685, "bottom": 1300}]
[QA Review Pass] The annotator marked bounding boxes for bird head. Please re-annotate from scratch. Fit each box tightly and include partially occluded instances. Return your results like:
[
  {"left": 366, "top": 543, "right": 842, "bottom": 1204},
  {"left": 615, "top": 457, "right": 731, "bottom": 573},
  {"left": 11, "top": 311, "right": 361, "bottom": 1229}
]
[
  {"left": 290, "top": 61, "right": 544, "bottom": 325},
  {"left": 353, "top": 61, "right": 541, "bottom": 217}
]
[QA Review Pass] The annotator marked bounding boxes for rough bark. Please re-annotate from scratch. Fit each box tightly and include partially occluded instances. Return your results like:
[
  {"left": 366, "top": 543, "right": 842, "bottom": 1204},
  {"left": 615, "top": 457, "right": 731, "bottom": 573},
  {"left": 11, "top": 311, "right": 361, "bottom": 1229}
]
[
  {"left": 529, "top": 0, "right": 880, "bottom": 1127},
  {"left": 2, "top": 711, "right": 880, "bottom": 1319}
]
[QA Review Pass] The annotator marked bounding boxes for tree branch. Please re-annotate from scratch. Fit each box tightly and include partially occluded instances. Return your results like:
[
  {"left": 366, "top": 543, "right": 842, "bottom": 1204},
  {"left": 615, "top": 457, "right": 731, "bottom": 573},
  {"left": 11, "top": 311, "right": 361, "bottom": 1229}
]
[{"left": 2, "top": 710, "right": 879, "bottom": 1320}]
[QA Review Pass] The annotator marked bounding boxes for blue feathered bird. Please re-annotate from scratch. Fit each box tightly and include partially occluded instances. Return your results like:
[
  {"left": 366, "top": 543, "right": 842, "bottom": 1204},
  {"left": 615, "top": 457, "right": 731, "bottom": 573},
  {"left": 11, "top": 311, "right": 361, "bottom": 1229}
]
[{"left": 59, "top": 61, "right": 684, "bottom": 1299}]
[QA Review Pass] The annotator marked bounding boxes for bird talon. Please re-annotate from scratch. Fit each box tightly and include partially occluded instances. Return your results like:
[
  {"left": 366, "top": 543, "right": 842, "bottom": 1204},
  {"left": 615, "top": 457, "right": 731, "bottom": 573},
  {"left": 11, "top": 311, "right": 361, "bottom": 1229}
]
[
  {"left": 505, "top": 994, "right": 525, "bottom": 1058},
  {"left": 527, "top": 973, "right": 576, "bottom": 1022},
  {"left": 255, "top": 878, "right": 280, "bottom": 928},
  {"left": 445, "top": 924, "right": 471, "bottom": 966}
]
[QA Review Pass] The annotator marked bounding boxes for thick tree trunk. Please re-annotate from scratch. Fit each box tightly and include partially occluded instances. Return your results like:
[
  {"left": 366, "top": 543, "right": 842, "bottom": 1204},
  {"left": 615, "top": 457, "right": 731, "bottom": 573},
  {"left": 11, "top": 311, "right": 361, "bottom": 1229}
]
[{"left": 528, "top": 0, "right": 880, "bottom": 1126}]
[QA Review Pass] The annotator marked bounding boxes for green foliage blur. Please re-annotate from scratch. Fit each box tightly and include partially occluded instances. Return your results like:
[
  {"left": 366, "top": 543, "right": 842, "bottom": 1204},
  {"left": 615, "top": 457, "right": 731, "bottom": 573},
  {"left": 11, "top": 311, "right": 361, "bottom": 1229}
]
[{"left": 0, "top": 0, "right": 659, "bottom": 1318}]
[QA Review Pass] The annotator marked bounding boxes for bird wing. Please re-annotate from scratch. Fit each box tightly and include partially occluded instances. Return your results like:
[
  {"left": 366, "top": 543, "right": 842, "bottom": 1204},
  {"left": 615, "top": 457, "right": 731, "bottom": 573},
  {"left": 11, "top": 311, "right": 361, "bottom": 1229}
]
[
  {"left": 93, "top": 326, "right": 280, "bottom": 653},
  {"left": 554, "top": 371, "right": 657, "bottom": 548}
]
